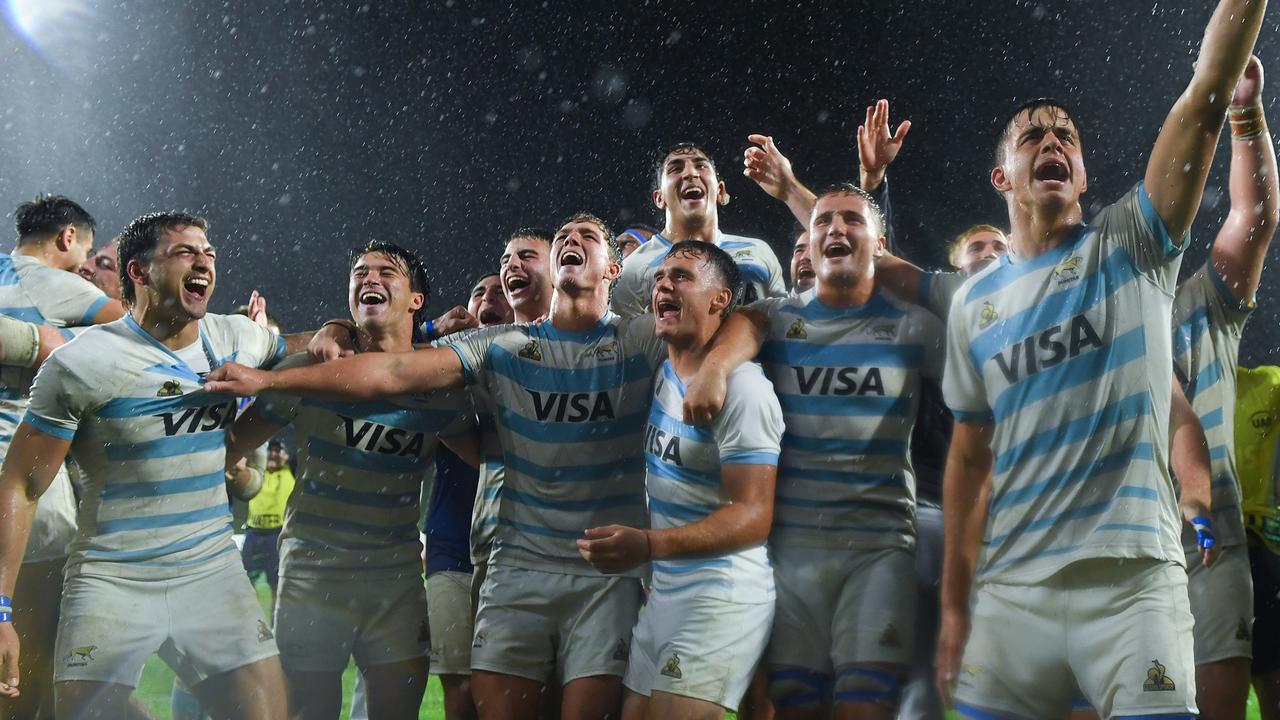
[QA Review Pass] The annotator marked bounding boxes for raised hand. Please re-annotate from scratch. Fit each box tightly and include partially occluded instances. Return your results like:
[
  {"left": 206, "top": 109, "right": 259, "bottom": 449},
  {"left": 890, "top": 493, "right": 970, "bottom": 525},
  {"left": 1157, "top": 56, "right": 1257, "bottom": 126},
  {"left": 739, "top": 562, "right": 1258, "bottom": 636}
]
[
  {"left": 1231, "top": 55, "right": 1264, "bottom": 108},
  {"left": 857, "top": 98, "right": 912, "bottom": 191},
  {"left": 429, "top": 306, "right": 479, "bottom": 340},
  {"left": 246, "top": 290, "right": 270, "bottom": 328},
  {"left": 743, "top": 134, "right": 799, "bottom": 201}
]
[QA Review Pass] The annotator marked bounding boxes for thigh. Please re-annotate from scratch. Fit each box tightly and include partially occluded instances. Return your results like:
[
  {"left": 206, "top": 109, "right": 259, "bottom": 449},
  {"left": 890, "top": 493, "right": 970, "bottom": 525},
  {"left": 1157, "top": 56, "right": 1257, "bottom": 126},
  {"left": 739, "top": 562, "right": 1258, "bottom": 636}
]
[
  {"left": 621, "top": 601, "right": 660, "bottom": 699},
  {"left": 6, "top": 558, "right": 65, "bottom": 717},
  {"left": 471, "top": 669, "right": 543, "bottom": 720},
  {"left": 470, "top": 565, "right": 558, "bottom": 684},
  {"left": 830, "top": 547, "right": 916, "bottom": 674},
  {"left": 273, "top": 573, "right": 356, "bottom": 674},
  {"left": 54, "top": 680, "right": 153, "bottom": 720},
  {"left": 559, "top": 574, "right": 643, "bottom": 684},
  {"left": 353, "top": 571, "right": 429, "bottom": 669},
  {"left": 647, "top": 595, "right": 773, "bottom": 712},
  {"left": 428, "top": 570, "right": 475, "bottom": 676},
  {"left": 362, "top": 657, "right": 430, "bottom": 720},
  {"left": 162, "top": 559, "right": 279, "bottom": 686},
  {"left": 53, "top": 573, "right": 164, "bottom": 687},
  {"left": 192, "top": 655, "right": 288, "bottom": 720},
  {"left": 1070, "top": 560, "right": 1197, "bottom": 719},
  {"left": 765, "top": 546, "right": 835, "bottom": 708},
  {"left": 1185, "top": 546, "right": 1253, "bottom": 665}
]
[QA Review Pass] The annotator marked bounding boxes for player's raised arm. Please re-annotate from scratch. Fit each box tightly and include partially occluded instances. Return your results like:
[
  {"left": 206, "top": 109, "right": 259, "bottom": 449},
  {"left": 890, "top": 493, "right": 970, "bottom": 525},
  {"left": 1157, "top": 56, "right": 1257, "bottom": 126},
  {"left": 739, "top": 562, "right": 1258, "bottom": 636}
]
[
  {"left": 203, "top": 345, "right": 465, "bottom": 401},
  {"left": 1212, "top": 56, "right": 1279, "bottom": 302},
  {"left": 743, "top": 134, "right": 817, "bottom": 227},
  {"left": 1145, "top": 0, "right": 1269, "bottom": 241}
]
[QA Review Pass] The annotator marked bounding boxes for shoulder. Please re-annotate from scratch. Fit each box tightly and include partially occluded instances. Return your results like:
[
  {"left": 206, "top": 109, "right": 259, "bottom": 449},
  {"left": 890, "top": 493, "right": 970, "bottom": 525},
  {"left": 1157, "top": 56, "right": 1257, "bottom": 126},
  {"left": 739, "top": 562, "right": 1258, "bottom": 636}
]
[
  {"left": 201, "top": 313, "right": 265, "bottom": 343},
  {"left": 619, "top": 238, "right": 668, "bottom": 276},
  {"left": 719, "top": 233, "right": 780, "bottom": 261},
  {"left": 16, "top": 258, "right": 102, "bottom": 294},
  {"left": 47, "top": 320, "right": 128, "bottom": 368}
]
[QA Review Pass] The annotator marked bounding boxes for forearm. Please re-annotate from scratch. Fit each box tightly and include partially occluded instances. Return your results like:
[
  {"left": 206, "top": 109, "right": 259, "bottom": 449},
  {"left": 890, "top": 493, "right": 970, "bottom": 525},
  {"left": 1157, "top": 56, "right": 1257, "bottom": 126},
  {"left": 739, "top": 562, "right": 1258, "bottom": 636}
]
[
  {"left": 649, "top": 501, "right": 771, "bottom": 559},
  {"left": 1213, "top": 107, "right": 1279, "bottom": 297},
  {"left": 226, "top": 445, "right": 266, "bottom": 502},
  {"left": 0, "top": 481, "right": 39, "bottom": 596},
  {"left": 874, "top": 253, "right": 925, "bottom": 305},
  {"left": 782, "top": 182, "right": 817, "bottom": 228},
  {"left": 1170, "top": 387, "right": 1213, "bottom": 519},
  {"left": 939, "top": 425, "right": 993, "bottom": 615},
  {"left": 226, "top": 408, "right": 282, "bottom": 467},
  {"left": 702, "top": 309, "right": 766, "bottom": 375},
  {"left": 265, "top": 349, "right": 456, "bottom": 400},
  {"left": 1191, "top": 0, "right": 1268, "bottom": 110}
]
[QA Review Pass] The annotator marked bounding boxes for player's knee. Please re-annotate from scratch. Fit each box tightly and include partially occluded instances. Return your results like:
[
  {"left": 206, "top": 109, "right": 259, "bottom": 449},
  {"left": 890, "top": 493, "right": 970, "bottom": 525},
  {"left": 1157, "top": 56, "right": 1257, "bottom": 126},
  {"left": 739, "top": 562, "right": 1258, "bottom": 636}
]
[
  {"left": 831, "top": 665, "right": 903, "bottom": 709},
  {"left": 766, "top": 668, "right": 829, "bottom": 714}
]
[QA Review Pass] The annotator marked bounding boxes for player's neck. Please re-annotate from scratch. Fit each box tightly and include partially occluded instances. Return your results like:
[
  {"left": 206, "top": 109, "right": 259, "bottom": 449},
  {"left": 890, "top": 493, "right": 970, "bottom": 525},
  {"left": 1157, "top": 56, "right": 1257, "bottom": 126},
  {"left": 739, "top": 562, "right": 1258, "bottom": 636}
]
[
  {"left": 13, "top": 243, "right": 73, "bottom": 272},
  {"left": 663, "top": 214, "right": 717, "bottom": 244},
  {"left": 355, "top": 321, "right": 412, "bottom": 353},
  {"left": 815, "top": 275, "right": 874, "bottom": 309},
  {"left": 548, "top": 287, "right": 609, "bottom": 332},
  {"left": 131, "top": 301, "right": 200, "bottom": 350},
  {"left": 512, "top": 299, "right": 549, "bottom": 324},
  {"left": 666, "top": 327, "right": 716, "bottom": 380},
  {"left": 1008, "top": 200, "right": 1082, "bottom": 259}
]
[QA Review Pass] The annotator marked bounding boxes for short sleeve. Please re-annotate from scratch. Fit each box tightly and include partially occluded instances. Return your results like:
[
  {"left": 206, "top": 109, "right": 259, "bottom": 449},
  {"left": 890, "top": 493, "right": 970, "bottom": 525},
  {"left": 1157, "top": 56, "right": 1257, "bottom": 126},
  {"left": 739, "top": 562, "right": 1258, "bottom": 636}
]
[
  {"left": 1095, "top": 182, "right": 1186, "bottom": 289},
  {"left": 610, "top": 255, "right": 652, "bottom": 318},
  {"left": 30, "top": 267, "right": 110, "bottom": 327},
  {"left": 713, "top": 366, "right": 784, "bottom": 465},
  {"left": 219, "top": 314, "right": 286, "bottom": 369},
  {"left": 941, "top": 298, "right": 992, "bottom": 423},
  {"left": 619, "top": 313, "right": 666, "bottom": 368},
  {"left": 763, "top": 246, "right": 788, "bottom": 299},
  {"left": 919, "top": 271, "right": 966, "bottom": 321},
  {"left": 24, "top": 357, "right": 94, "bottom": 440},
  {"left": 446, "top": 325, "right": 505, "bottom": 387}
]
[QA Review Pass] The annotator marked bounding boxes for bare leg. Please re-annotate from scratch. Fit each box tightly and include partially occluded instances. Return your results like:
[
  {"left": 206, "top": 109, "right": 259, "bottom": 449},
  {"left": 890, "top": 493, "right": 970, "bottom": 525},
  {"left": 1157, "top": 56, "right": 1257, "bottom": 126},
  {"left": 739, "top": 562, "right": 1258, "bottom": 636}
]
[
  {"left": 559, "top": 675, "right": 622, "bottom": 720},
  {"left": 642, "top": 690, "right": 721, "bottom": 720},
  {"left": 1194, "top": 658, "right": 1250, "bottom": 720},
  {"left": 1255, "top": 670, "right": 1280, "bottom": 720},
  {"left": 472, "top": 670, "right": 543, "bottom": 720},
  {"left": 361, "top": 657, "right": 429, "bottom": 720},
  {"left": 0, "top": 558, "right": 64, "bottom": 720},
  {"left": 440, "top": 674, "right": 478, "bottom": 720},
  {"left": 54, "top": 680, "right": 156, "bottom": 720},
  {"left": 191, "top": 656, "right": 289, "bottom": 720}
]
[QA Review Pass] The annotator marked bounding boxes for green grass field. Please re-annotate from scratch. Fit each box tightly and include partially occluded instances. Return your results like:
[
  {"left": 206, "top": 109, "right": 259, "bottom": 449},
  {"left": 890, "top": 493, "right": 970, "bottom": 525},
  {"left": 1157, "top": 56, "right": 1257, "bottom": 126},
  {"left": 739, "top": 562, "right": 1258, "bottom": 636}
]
[{"left": 130, "top": 577, "right": 1265, "bottom": 720}]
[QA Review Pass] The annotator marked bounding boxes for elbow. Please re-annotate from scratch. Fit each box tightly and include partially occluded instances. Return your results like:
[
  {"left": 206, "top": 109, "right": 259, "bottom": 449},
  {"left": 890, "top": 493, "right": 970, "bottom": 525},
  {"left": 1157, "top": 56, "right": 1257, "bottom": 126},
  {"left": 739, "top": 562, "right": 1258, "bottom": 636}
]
[{"left": 742, "top": 506, "right": 774, "bottom": 546}]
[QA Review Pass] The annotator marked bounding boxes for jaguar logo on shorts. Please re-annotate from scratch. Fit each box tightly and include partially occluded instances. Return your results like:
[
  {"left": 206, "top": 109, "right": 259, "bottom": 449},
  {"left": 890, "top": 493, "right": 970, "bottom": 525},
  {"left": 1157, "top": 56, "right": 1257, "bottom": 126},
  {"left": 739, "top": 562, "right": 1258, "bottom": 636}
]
[
  {"left": 473, "top": 630, "right": 486, "bottom": 649},
  {"left": 1142, "top": 659, "right": 1176, "bottom": 692},
  {"left": 65, "top": 645, "right": 96, "bottom": 667},
  {"left": 878, "top": 623, "right": 902, "bottom": 648},
  {"left": 257, "top": 620, "right": 274, "bottom": 642},
  {"left": 612, "top": 639, "right": 628, "bottom": 662},
  {"left": 518, "top": 340, "right": 543, "bottom": 362},
  {"left": 1236, "top": 619, "right": 1252, "bottom": 641},
  {"left": 157, "top": 380, "right": 184, "bottom": 397},
  {"left": 979, "top": 302, "right": 999, "bottom": 329},
  {"left": 786, "top": 319, "right": 807, "bottom": 339},
  {"left": 660, "top": 654, "right": 682, "bottom": 679}
]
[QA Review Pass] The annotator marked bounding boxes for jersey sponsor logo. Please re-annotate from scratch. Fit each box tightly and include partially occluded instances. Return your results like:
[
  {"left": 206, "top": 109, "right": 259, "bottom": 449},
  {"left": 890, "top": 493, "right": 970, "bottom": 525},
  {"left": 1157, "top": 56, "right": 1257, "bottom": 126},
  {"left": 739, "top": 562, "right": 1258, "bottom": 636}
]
[
  {"left": 65, "top": 645, "right": 96, "bottom": 667},
  {"left": 156, "top": 400, "right": 236, "bottom": 437},
  {"left": 257, "top": 620, "right": 274, "bottom": 642},
  {"left": 518, "top": 340, "right": 542, "bottom": 361},
  {"left": 991, "top": 314, "right": 1103, "bottom": 385},
  {"left": 157, "top": 380, "right": 184, "bottom": 397},
  {"left": 644, "top": 423, "right": 683, "bottom": 466},
  {"left": 592, "top": 341, "right": 617, "bottom": 362},
  {"left": 870, "top": 323, "right": 898, "bottom": 341},
  {"left": 1054, "top": 256, "right": 1083, "bottom": 285},
  {"left": 791, "top": 366, "right": 885, "bottom": 396},
  {"left": 1250, "top": 410, "right": 1274, "bottom": 437},
  {"left": 526, "top": 390, "right": 616, "bottom": 422},
  {"left": 340, "top": 415, "right": 428, "bottom": 458},
  {"left": 979, "top": 301, "right": 998, "bottom": 329},
  {"left": 660, "top": 653, "right": 683, "bottom": 679},
  {"left": 786, "top": 319, "right": 807, "bottom": 339},
  {"left": 1142, "top": 659, "right": 1176, "bottom": 692}
]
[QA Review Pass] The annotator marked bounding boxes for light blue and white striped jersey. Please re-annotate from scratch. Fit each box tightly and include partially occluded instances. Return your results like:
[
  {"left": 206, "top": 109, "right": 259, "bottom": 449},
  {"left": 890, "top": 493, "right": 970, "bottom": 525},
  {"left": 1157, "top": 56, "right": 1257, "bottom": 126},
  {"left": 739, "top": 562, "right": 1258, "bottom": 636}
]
[
  {"left": 25, "top": 313, "right": 285, "bottom": 580},
  {"left": 449, "top": 313, "right": 664, "bottom": 576},
  {"left": 0, "top": 254, "right": 111, "bottom": 561},
  {"left": 255, "top": 354, "right": 470, "bottom": 576},
  {"left": 612, "top": 232, "right": 786, "bottom": 318},
  {"left": 943, "top": 183, "right": 1186, "bottom": 584},
  {"left": 645, "top": 360, "right": 782, "bottom": 603},
  {"left": 1172, "top": 264, "right": 1251, "bottom": 549},
  {"left": 754, "top": 288, "right": 943, "bottom": 550}
]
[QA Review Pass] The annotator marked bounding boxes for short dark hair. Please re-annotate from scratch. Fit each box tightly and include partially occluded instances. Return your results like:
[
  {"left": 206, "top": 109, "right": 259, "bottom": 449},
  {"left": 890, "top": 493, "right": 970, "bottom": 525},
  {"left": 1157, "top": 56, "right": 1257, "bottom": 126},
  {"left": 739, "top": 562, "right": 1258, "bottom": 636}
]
[
  {"left": 812, "top": 182, "right": 887, "bottom": 237},
  {"left": 622, "top": 223, "right": 660, "bottom": 235},
  {"left": 653, "top": 142, "right": 718, "bottom": 191},
  {"left": 117, "top": 212, "right": 208, "bottom": 306},
  {"left": 472, "top": 271, "right": 500, "bottom": 286},
  {"left": 994, "top": 98, "right": 1083, "bottom": 167},
  {"left": 349, "top": 240, "right": 431, "bottom": 327},
  {"left": 557, "top": 211, "right": 620, "bottom": 264},
  {"left": 506, "top": 227, "right": 552, "bottom": 247},
  {"left": 15, "top": 195, "right": 96, "bottom": 244},
  {"left": 664, "top": 240, "right": 743, "bottom": 317}
]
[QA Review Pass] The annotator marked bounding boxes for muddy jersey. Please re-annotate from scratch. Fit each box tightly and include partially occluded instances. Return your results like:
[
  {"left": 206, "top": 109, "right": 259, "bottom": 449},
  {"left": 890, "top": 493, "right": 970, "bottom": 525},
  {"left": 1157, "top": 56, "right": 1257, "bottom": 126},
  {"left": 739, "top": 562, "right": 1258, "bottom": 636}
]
[
  {"left": 754, "top": 288, "right": 943, "bottom": 550},
  {"left": 449, "top": 313, "right": 665, "bottom": 576},
  {"left": 612, "top": 232, "right": 786, "bottom": 318},
  {"left": 25, "top": 314, "right": 284, "bottom": 579},
  {"left": 645, "top": 361, "right": 782, "bottom": 603},
  {"left": 943, "top": 183, "right": 1186, "bottom": 584}
]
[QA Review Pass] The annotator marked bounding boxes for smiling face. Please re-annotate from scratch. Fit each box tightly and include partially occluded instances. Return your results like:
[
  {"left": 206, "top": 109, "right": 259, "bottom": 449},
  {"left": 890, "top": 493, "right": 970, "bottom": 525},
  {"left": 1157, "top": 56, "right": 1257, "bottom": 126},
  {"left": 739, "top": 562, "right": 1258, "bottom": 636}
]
[
  {"left": 993, "top": 105, "right": 1087, "bottom": 210},
  {"left": 468, "top": 274, "right": 513, "bottom": 327},
  {"left": 551, "top": 219, "right": 619, "bottom": 294},
  {"left": 348, "top": 251, "right": 425, "bottom": 333},
  {"left": 135, "top": 225, "right": 217, "bottom": 321},
  {"left": 499, "top": 236, "right": 552, "bottom": 318},
  {"left": 809, "top": 192, "right": 884, "bottom": 289},
  {"left": 653, "top": 147, "right": 728, "bottom": 229},
  {"left": 267, "top": 443, "right": 288, "bottom": 471},
  {"left": 789, "top": 230, "right": 814, "bottom": 292},
  {"left": 651, "top": 247, "right": 732, "bottom": 346},
  {"left": 951, "top": 228, "right": 1009, "bottom": 276}
]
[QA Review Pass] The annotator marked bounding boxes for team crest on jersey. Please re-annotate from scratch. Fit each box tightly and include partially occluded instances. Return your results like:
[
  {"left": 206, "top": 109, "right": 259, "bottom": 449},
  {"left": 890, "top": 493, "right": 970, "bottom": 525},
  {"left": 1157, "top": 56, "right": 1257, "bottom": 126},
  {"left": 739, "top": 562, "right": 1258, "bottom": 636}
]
[
  {"left": 257, "top": 620, "right": 274, "bottom": 642},
  {"left": 612, "top": 638, "right": 629, "bottom": 661},
  {"left": 733, "top": 249, "right": 753, "bottom": 260},
  {"left": 660, "top": 653, "right": 683, "bottom": 679},
  {"left": 878, "top": 623, "right": 902, "bottom": 648},
  {"left": 1251, "top": 410, "right": 1274, "bottom": 437},
  {"left": 1053, "top": 255, "right": 1083, "bottom": 285},
  {"left": 1236, "top": 619, "right": 1252, "bottom": 641},
  {"left": 592, "top": 341, "right": 617, "bottom": 362},
  {"left": 786, "top": 319, "right": 807, "bottom": 339},
  {"left": 157, "top": 380, "right": 184, "bottom": 397},
  {"left": 518, "top": 340, "right": 542, "bottom": 361},
  {"left": 1142, "top": 660, "right": 1176, "bottom": 691},
  {"left": 961, "top": 663, "right": 985, "bottom": 676},
  {"left": 65, "top": 645, "right": 96, "bottom": 667},
  {"left": 870, "top": 323, "right": 898, "bottom": 341},
  {"left": 978, "top": 301, "right": 998, "bottom": 329}
]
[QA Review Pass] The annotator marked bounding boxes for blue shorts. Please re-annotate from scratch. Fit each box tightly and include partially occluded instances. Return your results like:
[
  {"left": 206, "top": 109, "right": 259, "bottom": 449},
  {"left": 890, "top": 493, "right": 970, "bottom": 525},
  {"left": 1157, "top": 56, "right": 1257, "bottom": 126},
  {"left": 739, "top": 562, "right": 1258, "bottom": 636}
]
[{"left": 241, "top": 528, "right": 281, "bottom": 588}]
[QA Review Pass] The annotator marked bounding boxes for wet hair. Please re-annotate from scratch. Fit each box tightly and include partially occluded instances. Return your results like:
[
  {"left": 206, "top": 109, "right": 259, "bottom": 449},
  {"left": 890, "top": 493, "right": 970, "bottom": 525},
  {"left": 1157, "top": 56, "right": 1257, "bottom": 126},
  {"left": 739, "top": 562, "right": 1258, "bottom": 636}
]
[
  {"left": 506, "top": 227, "right": 552, "bottom": 247},
  {"left": 664, "top": 240, "right": 744, "bottom": 317},
  {"left": 557, "top": 211, "right": 620, "bottom": 264},
  {"left": 15, "top": 194, "right": 96, "bottom": 244},
  {"left": 652, "top": 142, "right": 718, "bottom": 191},
  {"left": 472, "top": 271, "right": 500, "bottom": 287},
  {"left": 811, "top": 182, "right": 887, "bottom": 237},
  {"left": 994, "top": 98, "right": 1083, "bottom": 167},
  {"left": 117, "top": 212, "right": 209, "bottom": 306},
  {"left": 349, "top": 240, "right": 431, "bottom": 327},
  {"left": 947, "top": 224, "right": 1007, "bottom": 268}
]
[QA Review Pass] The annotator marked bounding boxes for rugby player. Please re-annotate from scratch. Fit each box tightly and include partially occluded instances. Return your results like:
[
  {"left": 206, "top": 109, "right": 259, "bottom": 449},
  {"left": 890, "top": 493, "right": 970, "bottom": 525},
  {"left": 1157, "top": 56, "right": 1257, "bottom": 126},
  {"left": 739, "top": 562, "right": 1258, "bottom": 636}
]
[
  {"left": 788, "top": 229, "right": 814, "bottom": 295},
  {"left": 617, "top": 225, "right": 657, "bottom": 260},
  {"left": 937, "top": 2, "right": 1266, "bottom": 716},
  {"left": 208, "top": 213, "right": 754, "bottom": 720},
  {"left": 612, "top": 143, "right": 786, "bottom": 317},
  {"left": 579, "top": 240, "right": 782, "bottom": 720}
]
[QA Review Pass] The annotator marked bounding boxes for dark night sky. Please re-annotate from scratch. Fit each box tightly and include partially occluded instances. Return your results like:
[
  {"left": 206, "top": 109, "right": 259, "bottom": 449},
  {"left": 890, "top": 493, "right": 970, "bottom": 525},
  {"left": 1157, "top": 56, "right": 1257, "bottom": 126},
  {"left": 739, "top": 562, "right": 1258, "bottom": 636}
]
[{"left": 0, "top": 0, "right": 1276, "bottom": 364}]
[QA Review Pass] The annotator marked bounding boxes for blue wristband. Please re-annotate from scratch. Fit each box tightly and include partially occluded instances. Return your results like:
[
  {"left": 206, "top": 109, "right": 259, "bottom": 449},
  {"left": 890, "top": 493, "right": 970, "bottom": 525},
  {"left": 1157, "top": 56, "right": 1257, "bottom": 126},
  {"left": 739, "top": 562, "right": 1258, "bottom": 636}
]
[
  {"left": 423, "top": 320, "right": 435, "bottom": 342},
  {"left": 1191, "top": 515, "right": 1216, "bottom": 551},
  {"left": 0, "top": 595, "right": 10, "bottom": 608},
  {"left": 0, "top": 612, "right": 10, "bottom": 623}
]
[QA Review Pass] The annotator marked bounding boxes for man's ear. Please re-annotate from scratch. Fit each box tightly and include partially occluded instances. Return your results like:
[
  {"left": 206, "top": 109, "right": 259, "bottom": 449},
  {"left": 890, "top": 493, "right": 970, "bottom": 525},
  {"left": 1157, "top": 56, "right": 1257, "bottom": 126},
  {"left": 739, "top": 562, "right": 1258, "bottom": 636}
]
[
  {"left": 990, "top": 165, "right": 1012, "bottom": 194},
  {"left": 409, "top": 292, "right": 426, "bottom": 312},
  {"left": 717, "top": 180, "right": 730, "bottom": 207},
  {"left": 126, "top": 258, "right": 150, "bottom": 292},
  {"left": 54, "top": 226, "right": 77, "bottom": 252},
  {"left": 652, "top": 188, "right": 666, "bottom": 210},
  {"left": 710, "top": 286, "right": 733, "bottom": 316}
]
